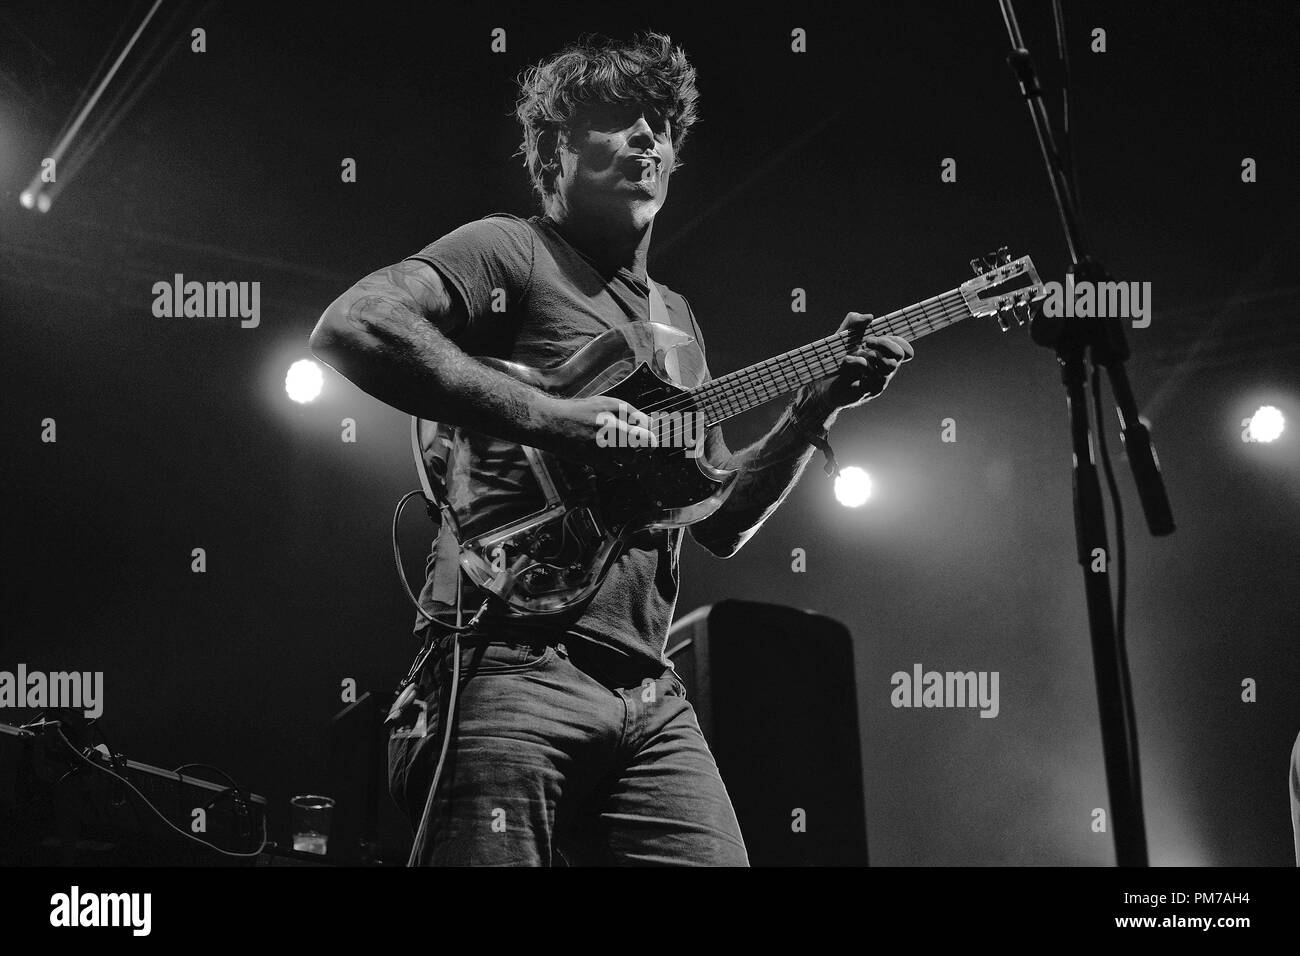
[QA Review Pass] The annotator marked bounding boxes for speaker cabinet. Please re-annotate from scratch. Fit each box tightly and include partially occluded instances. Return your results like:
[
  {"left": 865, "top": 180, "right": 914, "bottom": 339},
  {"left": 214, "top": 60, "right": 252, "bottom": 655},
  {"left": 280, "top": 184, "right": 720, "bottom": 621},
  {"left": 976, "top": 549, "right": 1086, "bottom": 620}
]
[{"left": 667, "top": 600, "right": 869, "bottom": 866}]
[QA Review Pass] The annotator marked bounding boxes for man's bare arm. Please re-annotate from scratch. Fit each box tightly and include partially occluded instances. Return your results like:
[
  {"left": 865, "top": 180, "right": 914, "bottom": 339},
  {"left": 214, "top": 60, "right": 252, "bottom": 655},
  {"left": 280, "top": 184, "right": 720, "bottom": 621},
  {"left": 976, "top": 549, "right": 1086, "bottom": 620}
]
[
  {"left": 309, "top": 260, "right": 651, "bottom": 467},
  {"left": 691, "top": 311, "right": 914, "bottom": 558},
  {"left": 309, "top": 260, "right": 552, "bottom": 445},
  {"left": 689, "top": 390, "right": 839, "bottom": 559}
]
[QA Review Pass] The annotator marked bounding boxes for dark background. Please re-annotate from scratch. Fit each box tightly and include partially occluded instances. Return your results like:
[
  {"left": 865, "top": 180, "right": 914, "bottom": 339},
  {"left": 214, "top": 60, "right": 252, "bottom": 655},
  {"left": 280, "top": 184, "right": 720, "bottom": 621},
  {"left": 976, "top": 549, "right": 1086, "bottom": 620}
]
[{"left": 1, "top": 0, "right": 1296, "bottom": 865}]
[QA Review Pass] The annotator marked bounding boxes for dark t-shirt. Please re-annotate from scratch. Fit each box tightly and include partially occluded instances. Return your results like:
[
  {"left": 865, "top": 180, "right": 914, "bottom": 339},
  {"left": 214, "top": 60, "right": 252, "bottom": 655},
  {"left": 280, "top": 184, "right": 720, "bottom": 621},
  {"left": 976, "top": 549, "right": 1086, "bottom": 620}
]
[{"left": 405, "top": 213, "right": 719, "bottom": 668}]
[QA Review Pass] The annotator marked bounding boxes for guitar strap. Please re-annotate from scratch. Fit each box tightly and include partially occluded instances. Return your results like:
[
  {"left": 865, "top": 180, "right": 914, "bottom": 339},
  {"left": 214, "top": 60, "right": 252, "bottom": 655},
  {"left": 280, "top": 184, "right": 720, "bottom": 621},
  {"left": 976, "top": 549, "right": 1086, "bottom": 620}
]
[
  {"left": 647, "top": 275, "right": 688, "bottom": 561},
  {"left": 646, "top": 277, "right": 682, "bottom": 385},
  {"left": 647, "top": 275, "right": 668, "bottom": 323}
]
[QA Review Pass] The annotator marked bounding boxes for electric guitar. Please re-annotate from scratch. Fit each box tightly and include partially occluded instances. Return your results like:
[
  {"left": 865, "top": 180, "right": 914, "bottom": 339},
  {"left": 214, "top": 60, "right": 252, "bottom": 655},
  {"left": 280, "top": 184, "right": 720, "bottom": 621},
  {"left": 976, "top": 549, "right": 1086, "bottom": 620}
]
[{"left": 413, "top": 248, "right": 1045, "bottom": 616}]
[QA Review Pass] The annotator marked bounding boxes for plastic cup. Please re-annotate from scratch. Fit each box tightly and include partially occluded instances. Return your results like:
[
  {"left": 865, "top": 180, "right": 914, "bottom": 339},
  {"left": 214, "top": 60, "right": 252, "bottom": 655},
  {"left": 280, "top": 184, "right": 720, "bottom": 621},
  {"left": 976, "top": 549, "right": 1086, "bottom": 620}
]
[{"left": 290, "top": 794, "right": 334, "bottom": 855}]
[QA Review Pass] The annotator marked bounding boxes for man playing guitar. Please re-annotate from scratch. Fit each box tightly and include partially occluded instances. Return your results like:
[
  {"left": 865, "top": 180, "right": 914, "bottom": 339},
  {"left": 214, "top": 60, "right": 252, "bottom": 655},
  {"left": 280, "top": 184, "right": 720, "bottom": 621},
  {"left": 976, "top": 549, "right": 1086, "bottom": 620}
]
[{"left": 309, "top": 31, "right": 912, "bottom": 866}]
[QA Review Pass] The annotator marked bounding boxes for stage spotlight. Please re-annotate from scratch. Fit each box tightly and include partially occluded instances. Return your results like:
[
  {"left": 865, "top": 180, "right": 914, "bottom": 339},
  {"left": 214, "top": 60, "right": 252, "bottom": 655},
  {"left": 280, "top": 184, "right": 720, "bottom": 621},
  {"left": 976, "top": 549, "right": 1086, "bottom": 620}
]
[
  {"left": 285, "top": 359, "right": 324, "bottom": 403},
  {"left": 19, "top": 191, "right": 35, "bottom": 209},
  {"left": 834, "top": 466, "right": 873, "bottom": 508},
  {"left": 36, "top": 193, "right": 51, "bottom": 214},
  {"left": 1245, "top": 405, "right": 1284, "bottom": 443}
]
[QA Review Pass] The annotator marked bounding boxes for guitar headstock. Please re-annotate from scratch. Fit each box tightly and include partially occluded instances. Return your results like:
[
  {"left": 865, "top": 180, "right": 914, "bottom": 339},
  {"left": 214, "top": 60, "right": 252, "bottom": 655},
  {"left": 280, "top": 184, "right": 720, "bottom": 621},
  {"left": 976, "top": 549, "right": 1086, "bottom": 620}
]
[{"left": 961, "top": 247, "right": 1045, "bottom": 332}]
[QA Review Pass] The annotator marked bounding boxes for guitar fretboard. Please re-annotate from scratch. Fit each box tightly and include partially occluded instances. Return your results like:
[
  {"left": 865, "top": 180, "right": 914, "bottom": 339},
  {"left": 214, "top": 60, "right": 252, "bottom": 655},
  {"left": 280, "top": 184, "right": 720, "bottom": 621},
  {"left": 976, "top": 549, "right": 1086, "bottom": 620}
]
[{"left": 692, "top": 286, "right": 970, "bottom": 424}]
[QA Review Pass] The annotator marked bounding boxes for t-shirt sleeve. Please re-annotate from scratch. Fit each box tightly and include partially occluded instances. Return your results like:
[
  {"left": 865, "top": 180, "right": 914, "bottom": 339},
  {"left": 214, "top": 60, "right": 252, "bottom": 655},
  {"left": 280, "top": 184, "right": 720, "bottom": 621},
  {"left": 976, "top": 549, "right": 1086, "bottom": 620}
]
[{"left": 404, "top": 214, "right": 535, "bottom": 346}]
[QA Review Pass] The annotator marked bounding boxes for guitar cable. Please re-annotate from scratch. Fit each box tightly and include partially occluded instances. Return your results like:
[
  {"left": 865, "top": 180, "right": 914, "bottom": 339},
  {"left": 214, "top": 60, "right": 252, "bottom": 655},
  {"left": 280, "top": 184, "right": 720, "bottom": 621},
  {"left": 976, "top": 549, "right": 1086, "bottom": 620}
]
[
  {"left": 49, "top": 725, "right": 269, "bottom": 859},
  {"left": 1091, "top": 365, "right": 1133, "bottom": 715},
  {"left": 391, "top": 488, "right": 492, "bottom": 866}
]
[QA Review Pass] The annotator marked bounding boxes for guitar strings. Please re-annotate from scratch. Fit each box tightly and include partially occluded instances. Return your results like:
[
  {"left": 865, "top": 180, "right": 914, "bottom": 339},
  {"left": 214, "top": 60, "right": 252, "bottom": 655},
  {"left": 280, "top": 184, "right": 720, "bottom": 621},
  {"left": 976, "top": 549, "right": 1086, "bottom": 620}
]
[
  {"left": 633, "top": 294, "right": 970, "bottom": 422},
  {"left": 614, "top": 296, "right": 981, "bottom": 469},
  {"left": 655, "top": 296, "right": 969, "bottom": 420}
]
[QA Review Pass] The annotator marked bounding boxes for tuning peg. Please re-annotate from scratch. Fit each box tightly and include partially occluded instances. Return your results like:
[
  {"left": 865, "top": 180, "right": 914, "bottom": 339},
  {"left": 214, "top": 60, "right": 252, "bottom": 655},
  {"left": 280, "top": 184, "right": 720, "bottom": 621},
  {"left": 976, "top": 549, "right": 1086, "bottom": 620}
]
[
  {"left": 996, "top": 304, "right": 1013, "bottom": 332},
  {"left": 998, "top": 246, "right": 1011, "bottom": 265},
  {"left": 970, "top": 257, "right": 986, "bottom": 276}
]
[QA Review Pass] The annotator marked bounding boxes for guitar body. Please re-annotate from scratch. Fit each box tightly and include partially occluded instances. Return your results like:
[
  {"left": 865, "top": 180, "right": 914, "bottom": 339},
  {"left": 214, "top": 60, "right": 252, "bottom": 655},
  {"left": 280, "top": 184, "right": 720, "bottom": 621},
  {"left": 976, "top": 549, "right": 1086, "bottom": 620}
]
[{"left": 415, "top": 321, "right": 738, "bottom": 616}]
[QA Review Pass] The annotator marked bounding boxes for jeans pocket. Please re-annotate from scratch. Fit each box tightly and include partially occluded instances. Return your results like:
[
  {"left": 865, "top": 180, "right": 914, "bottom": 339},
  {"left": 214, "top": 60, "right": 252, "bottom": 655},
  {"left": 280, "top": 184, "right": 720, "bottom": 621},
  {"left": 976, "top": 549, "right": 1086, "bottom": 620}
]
[
  {"left": 452, "top": 639, "right": 556, "bottom": 681},
  {"left": 659, "top": 665, "right": 688, "bottom": 700}
]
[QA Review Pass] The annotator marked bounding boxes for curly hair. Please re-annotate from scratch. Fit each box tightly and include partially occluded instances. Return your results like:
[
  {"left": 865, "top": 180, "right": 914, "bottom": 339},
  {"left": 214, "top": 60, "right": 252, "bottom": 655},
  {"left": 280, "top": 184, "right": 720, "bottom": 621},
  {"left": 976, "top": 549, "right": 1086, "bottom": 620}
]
[{"left": 514, "top": 32, "right": 700, "bottom": 208}]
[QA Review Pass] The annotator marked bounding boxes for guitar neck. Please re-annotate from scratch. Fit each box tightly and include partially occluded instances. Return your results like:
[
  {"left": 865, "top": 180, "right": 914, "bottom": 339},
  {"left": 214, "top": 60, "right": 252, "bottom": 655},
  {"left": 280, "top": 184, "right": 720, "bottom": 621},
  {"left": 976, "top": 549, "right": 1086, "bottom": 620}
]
[{"left": 692, "top": 286, "right": 971, "bottom": 425}]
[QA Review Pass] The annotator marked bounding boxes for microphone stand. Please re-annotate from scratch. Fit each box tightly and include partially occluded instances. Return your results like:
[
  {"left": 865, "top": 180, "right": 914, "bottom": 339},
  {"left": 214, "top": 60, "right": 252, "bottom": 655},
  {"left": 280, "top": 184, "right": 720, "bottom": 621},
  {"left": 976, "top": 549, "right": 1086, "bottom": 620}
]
[{"left": 997, "top": 0, "right": 1175, "bottom": 867}]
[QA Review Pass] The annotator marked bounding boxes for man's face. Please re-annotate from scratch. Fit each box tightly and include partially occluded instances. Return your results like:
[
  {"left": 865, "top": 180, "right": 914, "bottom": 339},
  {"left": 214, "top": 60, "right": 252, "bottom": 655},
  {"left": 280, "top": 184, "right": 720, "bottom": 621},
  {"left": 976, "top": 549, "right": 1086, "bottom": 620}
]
[{"left": 552, "top": 101, "right": 675, "bottom": 226}]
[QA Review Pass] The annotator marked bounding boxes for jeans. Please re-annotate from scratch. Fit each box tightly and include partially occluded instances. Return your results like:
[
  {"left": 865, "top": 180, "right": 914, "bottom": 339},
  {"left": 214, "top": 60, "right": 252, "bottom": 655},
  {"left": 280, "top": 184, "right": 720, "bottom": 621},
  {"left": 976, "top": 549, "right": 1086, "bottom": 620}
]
[{"left": 387, "top": 634, "right": 750, "bottom": 866}]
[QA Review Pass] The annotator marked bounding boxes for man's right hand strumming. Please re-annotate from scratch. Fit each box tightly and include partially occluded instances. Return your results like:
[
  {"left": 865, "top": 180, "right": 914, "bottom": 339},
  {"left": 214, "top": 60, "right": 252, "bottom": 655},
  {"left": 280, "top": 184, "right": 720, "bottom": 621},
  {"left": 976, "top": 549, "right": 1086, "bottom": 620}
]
[{"left": 539, "top": 394, "right": 658, "bottom": 474}]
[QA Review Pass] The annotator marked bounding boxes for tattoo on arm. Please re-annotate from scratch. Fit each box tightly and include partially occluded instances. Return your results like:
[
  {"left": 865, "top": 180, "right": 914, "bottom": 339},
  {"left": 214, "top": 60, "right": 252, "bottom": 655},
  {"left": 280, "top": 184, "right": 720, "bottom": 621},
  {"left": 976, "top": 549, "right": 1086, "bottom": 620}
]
[
  {"left": 315, "top": 260, "right": 551, "bottom": 450},
  {"left": 345, "top": 293, "right": 409, "bottom": 334},
  {"left": 344, "top": 261, "right": 459, "bottom": 335}
]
